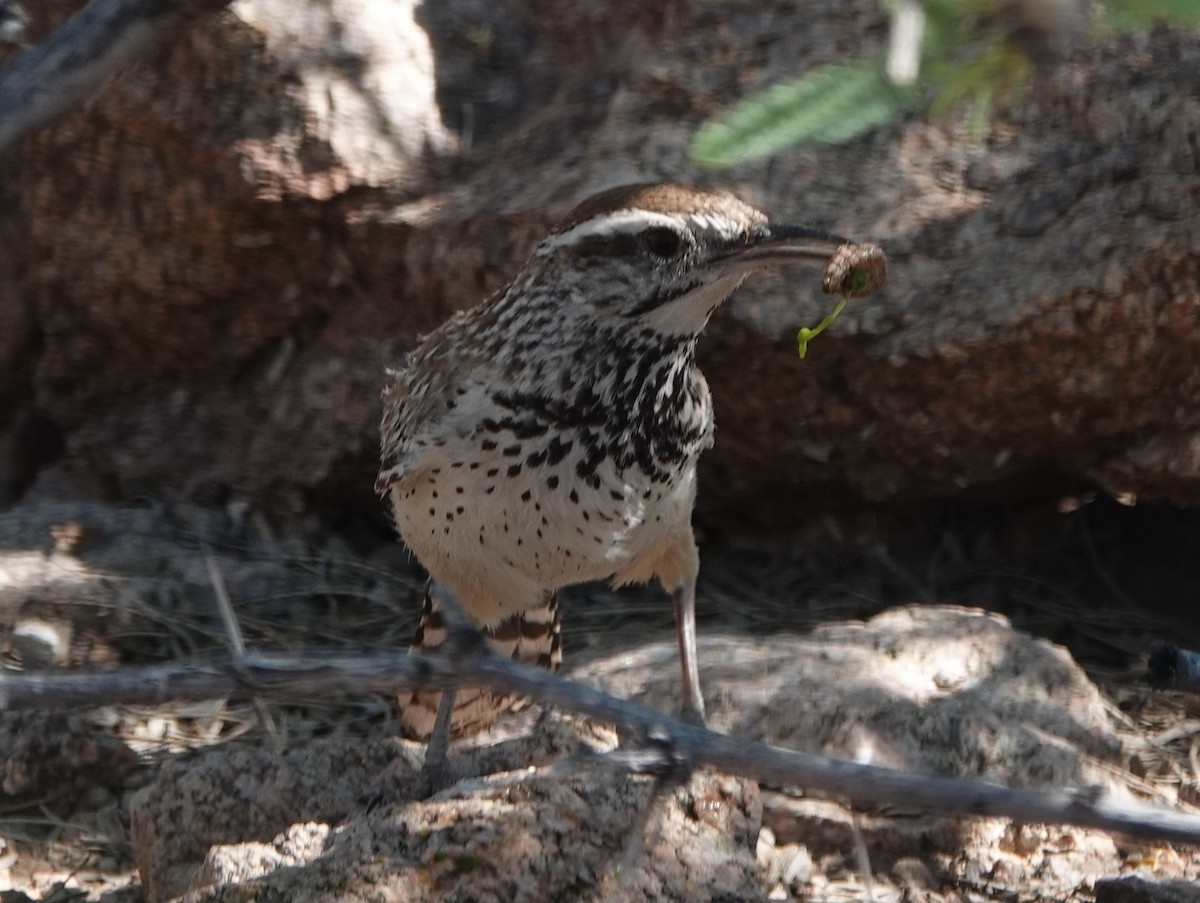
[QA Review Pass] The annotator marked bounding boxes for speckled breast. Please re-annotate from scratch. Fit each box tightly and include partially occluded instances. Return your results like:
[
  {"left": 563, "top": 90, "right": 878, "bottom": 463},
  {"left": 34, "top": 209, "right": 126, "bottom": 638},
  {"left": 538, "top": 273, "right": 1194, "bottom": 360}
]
[{"left": 392, "top": 428, "right": 704, "bottom": 616}]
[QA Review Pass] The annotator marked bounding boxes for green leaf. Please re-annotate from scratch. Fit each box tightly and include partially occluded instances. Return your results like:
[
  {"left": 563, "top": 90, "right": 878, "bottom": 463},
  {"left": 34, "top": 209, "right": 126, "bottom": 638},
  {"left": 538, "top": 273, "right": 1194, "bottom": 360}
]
[
  {"left": 690, "top": 60, "right": 919, "bottom": 167},
  {"left": 1100, "top": 0, "right": 1200, "bottom": 29},
  {"left": 920, "top": 0, "right": 987, "bottom": 54},
  {"left": 928, "top": 41, "right": 1032, "bottom": 121}
]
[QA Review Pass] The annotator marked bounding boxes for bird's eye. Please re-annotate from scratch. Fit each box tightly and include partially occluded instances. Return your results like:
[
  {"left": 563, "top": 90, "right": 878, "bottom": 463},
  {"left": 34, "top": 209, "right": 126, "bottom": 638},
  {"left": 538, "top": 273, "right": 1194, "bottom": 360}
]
[{"left": 641, "top": 227, "right": 684, "bottom": 260}]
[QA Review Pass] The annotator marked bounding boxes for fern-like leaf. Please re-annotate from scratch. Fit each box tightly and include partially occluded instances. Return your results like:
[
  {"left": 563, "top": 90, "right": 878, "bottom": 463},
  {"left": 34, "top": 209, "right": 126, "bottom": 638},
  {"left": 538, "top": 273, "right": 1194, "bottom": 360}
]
[{"left": 690, "top": 59, "right": 919, "bottom": 167}]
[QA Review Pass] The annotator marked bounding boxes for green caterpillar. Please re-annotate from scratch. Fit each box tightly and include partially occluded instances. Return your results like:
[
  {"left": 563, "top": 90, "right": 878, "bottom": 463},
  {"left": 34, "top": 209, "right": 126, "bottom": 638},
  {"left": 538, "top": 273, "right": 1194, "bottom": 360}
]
[{"left": 798, "top": 243, "right": 886, "bottom": 359}]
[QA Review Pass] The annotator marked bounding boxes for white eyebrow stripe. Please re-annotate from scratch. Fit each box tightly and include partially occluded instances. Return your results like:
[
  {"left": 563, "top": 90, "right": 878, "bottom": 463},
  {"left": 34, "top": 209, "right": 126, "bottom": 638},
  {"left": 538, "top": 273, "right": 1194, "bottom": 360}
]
[
  {"left": 537, "top": 209, "right": 681, "bottom": 256},
  {"left": 686, "top": 212, "right": 743, "bottom": 241}
]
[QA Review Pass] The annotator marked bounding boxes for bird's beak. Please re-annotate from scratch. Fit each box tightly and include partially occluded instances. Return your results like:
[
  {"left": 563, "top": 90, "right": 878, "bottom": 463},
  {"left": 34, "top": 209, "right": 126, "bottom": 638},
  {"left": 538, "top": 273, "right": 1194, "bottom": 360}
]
[{"left": 711, "top": 224, "right": 853, "bottom": 271}]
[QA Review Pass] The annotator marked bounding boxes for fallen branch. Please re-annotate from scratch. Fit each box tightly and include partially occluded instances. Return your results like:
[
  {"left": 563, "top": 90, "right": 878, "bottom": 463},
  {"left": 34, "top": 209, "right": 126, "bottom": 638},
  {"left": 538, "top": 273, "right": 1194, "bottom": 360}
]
[
  {"left": 0, "top": 0, "right": 231, "bottom": 156},
  {"left": 3, "top": 621, "right": 1199, "bottom": 846}
]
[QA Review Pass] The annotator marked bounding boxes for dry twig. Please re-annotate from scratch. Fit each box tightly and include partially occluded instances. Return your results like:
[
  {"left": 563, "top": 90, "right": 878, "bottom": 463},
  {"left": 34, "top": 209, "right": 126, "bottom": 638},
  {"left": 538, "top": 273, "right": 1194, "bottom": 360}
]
[
  {"left": 3, "top": 617, "right": 1200, "bottom": 845},
  {"left": 0, "top": 0, "right": 232, "bottom": 155}
]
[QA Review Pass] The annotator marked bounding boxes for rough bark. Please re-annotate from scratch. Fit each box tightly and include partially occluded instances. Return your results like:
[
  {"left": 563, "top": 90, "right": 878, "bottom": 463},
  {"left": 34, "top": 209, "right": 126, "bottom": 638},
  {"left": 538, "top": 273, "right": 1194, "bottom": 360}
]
[{"left": 2, "top": 1, "right": 1199, "bottom": 521}]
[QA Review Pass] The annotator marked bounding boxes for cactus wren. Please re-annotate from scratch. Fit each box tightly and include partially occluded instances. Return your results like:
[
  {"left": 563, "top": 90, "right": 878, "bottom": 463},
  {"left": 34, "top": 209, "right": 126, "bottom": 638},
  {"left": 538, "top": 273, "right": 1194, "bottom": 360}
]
[{"left": 378, "top": 183, "right": 869, "bottom": 739}]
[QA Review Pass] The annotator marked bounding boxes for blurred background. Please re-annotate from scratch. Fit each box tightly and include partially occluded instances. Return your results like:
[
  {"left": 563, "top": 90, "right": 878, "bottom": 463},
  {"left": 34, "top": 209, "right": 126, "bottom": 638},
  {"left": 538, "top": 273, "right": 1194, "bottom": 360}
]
[{"left": 1, "top": 0, "right": 1200, "bottom": 898}]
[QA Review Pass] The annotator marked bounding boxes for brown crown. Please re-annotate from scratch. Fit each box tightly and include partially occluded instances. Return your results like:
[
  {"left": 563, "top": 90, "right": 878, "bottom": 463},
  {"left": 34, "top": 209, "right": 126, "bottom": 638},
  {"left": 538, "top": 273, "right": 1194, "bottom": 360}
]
[{"left": 554, "top": 183, "right": 765, "bottom": 233}]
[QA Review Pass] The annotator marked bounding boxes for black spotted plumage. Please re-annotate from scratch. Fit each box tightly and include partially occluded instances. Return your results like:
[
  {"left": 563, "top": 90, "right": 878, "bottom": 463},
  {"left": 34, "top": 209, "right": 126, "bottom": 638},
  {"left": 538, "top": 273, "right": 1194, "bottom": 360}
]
[{"left": 377, "top": 182, "right": 865, "bottom": 740}]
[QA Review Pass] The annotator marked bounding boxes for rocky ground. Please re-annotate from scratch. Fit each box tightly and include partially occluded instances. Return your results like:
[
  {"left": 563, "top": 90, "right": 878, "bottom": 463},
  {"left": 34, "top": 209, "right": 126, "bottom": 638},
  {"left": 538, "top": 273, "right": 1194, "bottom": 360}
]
[{"left": 3, "top": 494, "right": 1200, "bottom": 901}]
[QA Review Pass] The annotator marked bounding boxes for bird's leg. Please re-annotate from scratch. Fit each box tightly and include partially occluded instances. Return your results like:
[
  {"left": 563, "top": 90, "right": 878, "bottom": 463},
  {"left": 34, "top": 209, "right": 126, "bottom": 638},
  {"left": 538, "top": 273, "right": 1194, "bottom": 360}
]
[
  {"left": 671, "top": 581, "right": 705, "bottom": 724},
  {"left": 420, "top": 685, "right": 458, "bottom": 791},
  {"left": 416, "top": 581, "right": 479, "bottom": 793}
]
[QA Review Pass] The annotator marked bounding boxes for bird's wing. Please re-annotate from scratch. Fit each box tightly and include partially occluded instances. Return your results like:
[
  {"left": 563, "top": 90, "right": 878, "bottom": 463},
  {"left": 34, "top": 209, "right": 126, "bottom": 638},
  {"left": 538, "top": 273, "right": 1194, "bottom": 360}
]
[
  {"left": 375, "top": 325, "right": 494, "bottom": 495},
  {"left": 376, "top": 370, "right": 424, "bottom": 495}
]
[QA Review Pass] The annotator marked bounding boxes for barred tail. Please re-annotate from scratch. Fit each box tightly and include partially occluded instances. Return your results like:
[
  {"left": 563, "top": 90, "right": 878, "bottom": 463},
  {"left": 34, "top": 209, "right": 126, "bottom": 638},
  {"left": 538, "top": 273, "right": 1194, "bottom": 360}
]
[{"left": 399, "top": 583, "right": 562, "bottom": 740}]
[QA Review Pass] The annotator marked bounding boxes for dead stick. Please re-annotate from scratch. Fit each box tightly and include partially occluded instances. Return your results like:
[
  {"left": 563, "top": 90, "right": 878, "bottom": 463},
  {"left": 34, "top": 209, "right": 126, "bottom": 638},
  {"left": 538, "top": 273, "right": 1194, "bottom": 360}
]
[
  {"left": 2, "top": 635, "right": 1199, "bottom": 846},
  {"left": 0, "top": 0, "right": 231, "bottom": 155}
]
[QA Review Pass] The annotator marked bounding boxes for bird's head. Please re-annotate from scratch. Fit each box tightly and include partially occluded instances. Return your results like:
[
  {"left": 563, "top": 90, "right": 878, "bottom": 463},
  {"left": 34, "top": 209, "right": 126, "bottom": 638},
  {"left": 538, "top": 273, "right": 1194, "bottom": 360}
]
[{"left": 527, "top": 183, "right": 854, "bottom": 338}]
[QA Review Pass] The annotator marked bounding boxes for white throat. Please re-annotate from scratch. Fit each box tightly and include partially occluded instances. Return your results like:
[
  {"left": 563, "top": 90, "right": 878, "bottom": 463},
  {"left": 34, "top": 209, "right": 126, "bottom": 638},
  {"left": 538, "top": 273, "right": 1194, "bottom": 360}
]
[{"left": 641, "top": 273, "right": 747, "bottom": 336}]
